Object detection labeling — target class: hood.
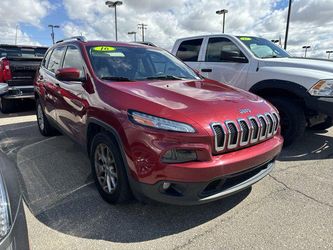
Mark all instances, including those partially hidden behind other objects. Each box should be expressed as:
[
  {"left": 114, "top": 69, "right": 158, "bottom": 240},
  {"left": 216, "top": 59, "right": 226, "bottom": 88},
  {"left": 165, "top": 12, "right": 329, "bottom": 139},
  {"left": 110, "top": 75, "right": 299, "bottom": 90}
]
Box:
[
  {"left": 108, "top": 79, "right": 276, "bottom": 131},
  {"left": 261, "top": 57, "right": 333, "bottom": 76}
]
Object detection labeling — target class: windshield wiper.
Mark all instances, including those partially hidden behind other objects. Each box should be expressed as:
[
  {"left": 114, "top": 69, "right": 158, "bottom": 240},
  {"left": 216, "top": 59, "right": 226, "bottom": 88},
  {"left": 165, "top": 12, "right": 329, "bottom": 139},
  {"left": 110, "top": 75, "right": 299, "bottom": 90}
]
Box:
[
  {"left": 143, "top": 75, "right": 185, "bottom": 80},
  {"left": 100, "top": 76, "right": 132, "bottom": 81}
]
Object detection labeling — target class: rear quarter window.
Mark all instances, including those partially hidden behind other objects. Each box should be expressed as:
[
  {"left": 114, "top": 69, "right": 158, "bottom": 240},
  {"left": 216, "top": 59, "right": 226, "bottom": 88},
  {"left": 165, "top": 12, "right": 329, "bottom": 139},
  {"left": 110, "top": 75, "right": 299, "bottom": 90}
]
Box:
[{"left": 176, "top": 39, "right": 203, "bottom": 62}]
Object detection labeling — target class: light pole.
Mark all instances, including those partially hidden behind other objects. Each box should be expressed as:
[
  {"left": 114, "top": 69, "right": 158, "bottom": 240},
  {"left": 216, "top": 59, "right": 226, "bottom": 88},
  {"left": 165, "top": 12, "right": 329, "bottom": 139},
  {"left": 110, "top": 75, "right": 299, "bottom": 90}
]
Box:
[
  {"left": 15, "top": 24, "right": 19, "bottom": 45},
  {"left": 48, "top": 24, "right": 60, "bottom": 44},
  {"left": 327, "top": 50, "right": 333, "bottom": 59},
  {"left": 216, "top": 9, "right": 228, "bottom": 33},
  {"left": 128, "top": 31, "right": 137, "bottom": 42},
  {"left": 284, "top": 0, "right": 292, "bottom": 49},
  {"left": 105, "top": 1, "right": 123, "bottom": 41},
  {"left": 302, "top": 46, "right": 310, "bottom": 58},
  {"left": 138, "top": 23, "right": 147, "bottom": 42}
]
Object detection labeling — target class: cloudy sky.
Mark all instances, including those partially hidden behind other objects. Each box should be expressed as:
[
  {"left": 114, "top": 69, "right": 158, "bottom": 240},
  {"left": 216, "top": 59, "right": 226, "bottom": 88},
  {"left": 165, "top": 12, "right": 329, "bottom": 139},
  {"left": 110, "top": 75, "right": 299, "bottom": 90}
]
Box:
[{"left": 1, "top": 0, "right": 332, "bottom": 58}]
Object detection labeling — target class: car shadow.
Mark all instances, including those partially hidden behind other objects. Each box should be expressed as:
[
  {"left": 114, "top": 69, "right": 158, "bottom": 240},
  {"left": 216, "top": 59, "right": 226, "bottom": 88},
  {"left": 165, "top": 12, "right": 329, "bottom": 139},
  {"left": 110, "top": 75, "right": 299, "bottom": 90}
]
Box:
[
  {"left": 16, "top": 135, "right": 250, "bottom": 243},
  {"left": 0, "top": 99, "right": 35, "bottom": 117},
  {"left": 278, "top": 129, "right": 333, "bottom": 162}
]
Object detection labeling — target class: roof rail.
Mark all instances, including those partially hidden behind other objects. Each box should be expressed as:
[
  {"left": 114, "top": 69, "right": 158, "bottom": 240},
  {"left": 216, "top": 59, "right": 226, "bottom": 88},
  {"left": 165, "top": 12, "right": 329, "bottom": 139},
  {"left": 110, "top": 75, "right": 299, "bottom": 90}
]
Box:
[{"left": 56, "top": 36, "right": 87, "bottom": 44}]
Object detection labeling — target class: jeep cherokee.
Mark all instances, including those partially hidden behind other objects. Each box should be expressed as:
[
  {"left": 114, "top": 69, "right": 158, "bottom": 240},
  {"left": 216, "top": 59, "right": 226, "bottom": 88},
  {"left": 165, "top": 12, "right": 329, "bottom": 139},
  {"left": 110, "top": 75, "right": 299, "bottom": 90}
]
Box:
[{"left": 34, "top": 36, "right": 283, "bottom": 205}]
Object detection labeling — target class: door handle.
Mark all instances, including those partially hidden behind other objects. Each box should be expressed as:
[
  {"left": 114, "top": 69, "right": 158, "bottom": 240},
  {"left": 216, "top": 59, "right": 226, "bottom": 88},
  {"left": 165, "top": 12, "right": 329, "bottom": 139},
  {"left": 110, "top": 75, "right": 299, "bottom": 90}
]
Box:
[{"left": 201, "top": 68, "right": 212, "bottom": 73}]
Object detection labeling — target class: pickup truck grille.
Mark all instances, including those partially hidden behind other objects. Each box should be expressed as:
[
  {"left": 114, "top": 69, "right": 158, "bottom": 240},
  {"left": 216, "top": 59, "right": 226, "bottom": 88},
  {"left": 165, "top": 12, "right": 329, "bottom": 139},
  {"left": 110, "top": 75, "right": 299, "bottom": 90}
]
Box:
[{"left": 211, "top": 112, "right": 279, "bottom": 153}]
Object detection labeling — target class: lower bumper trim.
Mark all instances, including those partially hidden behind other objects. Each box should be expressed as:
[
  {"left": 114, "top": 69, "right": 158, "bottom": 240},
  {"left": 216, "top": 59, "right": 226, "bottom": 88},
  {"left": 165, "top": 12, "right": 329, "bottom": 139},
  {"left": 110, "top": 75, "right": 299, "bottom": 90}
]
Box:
[{"left": 132, "top": 159, "right": 275, "bottom": 205}]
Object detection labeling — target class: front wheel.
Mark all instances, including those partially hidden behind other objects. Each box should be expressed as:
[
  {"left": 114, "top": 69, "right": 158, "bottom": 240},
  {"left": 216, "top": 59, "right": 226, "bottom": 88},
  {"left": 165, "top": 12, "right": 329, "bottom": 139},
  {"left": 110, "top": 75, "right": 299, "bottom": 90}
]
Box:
[
  {"left": 90, "top": 132, "right": 132, "bottom": 204},
  {"left": 266, "top": 97, "right": 306, "bottom": 146}
]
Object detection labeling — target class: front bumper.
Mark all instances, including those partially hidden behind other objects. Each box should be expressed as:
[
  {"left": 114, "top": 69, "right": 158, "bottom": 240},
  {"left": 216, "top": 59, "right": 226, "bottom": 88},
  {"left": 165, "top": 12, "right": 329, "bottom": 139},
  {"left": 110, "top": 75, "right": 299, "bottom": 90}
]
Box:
[
  {"left": 0, "top": 84, "right": 34, "bottom": 99},
  {"left": 133, "top": 159, "right": 275, "bottom": 205},
  {"left": 305, "top": 96, "right": 333, "bottom": 117}
]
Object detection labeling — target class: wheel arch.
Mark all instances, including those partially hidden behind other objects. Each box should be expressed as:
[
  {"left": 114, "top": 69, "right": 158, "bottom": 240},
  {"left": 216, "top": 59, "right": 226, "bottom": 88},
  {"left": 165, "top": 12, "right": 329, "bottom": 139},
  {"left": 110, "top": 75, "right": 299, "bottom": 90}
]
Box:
[{"left": 249, "top": 79, "right": 309, "bottom": 107}]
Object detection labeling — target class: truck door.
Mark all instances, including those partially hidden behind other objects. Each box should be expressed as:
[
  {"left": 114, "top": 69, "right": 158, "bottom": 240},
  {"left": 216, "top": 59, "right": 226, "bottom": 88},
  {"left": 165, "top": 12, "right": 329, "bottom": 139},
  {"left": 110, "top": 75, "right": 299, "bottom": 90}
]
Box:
[
  {"left": 199, "top": 37, "right": 250, "bottom": 88},
  {"left": 174, "top": 38, "right": 204, "bottom": 72}
]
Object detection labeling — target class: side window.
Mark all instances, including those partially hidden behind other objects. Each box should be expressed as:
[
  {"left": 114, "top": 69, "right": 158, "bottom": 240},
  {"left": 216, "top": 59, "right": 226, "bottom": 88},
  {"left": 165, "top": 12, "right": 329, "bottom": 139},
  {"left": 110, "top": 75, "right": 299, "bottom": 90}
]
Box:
[
  {"left": 42, "top": 49, "right": 52, "bottom": 68},
  {"left": 63, "top": 46, "right": 85, "bottom": 77},
  {"left": 47, "top": 46, "right": 66, "bottom": 73},
  {"left": 206, "top": 37, "right": 245, "bottom": 62},
  {"left": 176, "top": 39, "right": 203, "bottom": 62}
]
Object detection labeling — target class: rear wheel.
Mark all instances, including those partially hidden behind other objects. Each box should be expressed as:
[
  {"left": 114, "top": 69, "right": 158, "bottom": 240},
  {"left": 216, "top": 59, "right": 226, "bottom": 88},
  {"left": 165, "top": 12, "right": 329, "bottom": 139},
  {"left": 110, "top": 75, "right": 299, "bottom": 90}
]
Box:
[
  {"left": 36, "top": 99, "right": 57, "bottom": 136},
  {"left": 266, "top": 97, "right": 306, "bottom": 146},
  {"left": 0, "top": 97, "right": 14, "bottom": 114},
  {"left": 90, "top": 132, "right": 132, "bottom": 204}
]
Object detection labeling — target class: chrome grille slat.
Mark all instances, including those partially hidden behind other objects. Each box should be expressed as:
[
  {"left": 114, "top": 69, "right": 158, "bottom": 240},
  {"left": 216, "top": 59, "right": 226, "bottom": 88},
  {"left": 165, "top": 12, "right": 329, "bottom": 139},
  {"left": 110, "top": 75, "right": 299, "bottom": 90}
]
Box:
[
  {"left": 225, "top": 121, "right": 239, "bottom": 149},
  {"left": 211, "top": 112, "right": 279, "bottom": 153}
]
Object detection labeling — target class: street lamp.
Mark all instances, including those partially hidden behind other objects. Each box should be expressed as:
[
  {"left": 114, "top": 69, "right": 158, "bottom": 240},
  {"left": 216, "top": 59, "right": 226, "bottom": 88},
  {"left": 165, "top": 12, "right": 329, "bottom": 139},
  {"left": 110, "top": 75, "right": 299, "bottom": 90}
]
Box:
[
  {"left": 105, "top": 1, "right": 123, "bottom": 41},
  {"left": 284, "top": 0, "right": 292, "bottom": 49},
  {"left": 48, "top": 24, "right": 60, "bottom": 44},
  {"left": 128, "top": 31, "right": 137, "bottom": 42},
  {"left": 302, "top": 45, "right": 311, "bottom": 58},
  {"left": 326, "top": 51, "right": 333, "bottom": 59},
  {"left": 216, "top": 9, "right": 228, "bottom": 33}
]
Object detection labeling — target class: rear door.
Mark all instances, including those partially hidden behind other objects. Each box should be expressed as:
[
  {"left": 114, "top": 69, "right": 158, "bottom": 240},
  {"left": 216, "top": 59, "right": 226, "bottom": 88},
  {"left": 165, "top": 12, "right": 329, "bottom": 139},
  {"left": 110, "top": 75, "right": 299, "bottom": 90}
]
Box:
[
  {"left": 174, "top": 38, "right": 204, "bottom": 71},
  {"left": 55, "top": 45, "right": 88, "bottom": 145},
  {"left": 40, "top": 46, "right": 66, "bottom": 121},
  {"left": 199, "top": 37, "right": 250, "bottom": 88}
]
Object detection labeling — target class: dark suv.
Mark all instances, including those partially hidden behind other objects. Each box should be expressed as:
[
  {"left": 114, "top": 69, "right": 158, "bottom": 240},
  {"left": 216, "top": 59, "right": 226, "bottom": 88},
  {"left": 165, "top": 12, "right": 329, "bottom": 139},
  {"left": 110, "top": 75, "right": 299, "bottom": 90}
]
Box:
[{"left": 34, "top": 36, "right": 283, "bottom": 205}]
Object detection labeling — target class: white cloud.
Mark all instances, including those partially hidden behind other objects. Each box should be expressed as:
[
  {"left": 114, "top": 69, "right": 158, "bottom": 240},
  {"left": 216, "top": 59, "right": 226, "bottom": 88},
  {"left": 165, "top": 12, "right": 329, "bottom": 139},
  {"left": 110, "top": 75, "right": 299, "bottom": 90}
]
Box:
[{"left": 0, "top": 0, "right": 51, "bottom": 45}]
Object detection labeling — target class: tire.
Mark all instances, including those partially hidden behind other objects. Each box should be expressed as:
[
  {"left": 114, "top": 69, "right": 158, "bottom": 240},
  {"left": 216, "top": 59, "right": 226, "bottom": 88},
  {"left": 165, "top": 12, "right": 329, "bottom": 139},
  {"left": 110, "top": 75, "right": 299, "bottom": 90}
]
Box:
[
  {"left": 310, "top": 116, "right": 333, "bottom": 131},
  {"left": 36, "top": 99, "right": 57, "bottom": 136},
  {"left": 266, "top": 97, "right": 306, "bottom": 146},
  {"left": 90, "top": 132, "right": 132, "bottom": 204},
  {"left": 0, "top": 97, "right": 14, "bottom": 114}
]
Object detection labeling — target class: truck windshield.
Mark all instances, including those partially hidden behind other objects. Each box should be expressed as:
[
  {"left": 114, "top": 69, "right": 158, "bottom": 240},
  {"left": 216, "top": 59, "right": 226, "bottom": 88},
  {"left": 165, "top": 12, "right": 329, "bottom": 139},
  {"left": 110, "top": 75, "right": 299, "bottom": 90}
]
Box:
[
  {"left": 0, "top": 46, "right": 48, "bottom": 58},
  {"left": 237, "top": 36, "right": 290, "bottom": 59},
  {"left": 86, "top": 45, "right": 200, "bottom": 81}
]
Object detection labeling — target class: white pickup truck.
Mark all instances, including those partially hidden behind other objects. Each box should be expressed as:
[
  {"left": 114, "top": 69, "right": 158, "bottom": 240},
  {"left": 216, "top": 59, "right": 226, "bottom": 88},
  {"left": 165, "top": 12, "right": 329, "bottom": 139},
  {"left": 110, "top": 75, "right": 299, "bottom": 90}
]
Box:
[{"left": 171, "top": 35, "right": 333, "bottom": 145}]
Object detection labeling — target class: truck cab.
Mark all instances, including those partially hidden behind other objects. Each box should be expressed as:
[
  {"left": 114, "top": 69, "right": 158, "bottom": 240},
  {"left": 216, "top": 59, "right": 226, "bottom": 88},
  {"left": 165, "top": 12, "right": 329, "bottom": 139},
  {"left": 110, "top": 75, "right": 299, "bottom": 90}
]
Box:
[{"left": 171, "top": 35, "right": 333, "bottom": 145}]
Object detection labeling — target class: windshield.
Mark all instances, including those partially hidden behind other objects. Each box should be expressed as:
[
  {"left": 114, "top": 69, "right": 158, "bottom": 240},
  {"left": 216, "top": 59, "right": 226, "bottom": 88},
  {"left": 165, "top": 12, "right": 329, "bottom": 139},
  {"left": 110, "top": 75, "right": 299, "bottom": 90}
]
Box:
[
  {"left": 0, "top": 46, "right": 47, "bottom": 58},
  {"left": 86, "top": 45, "right": 200, "bottom": 81},
  {"left": 237, "top": 36, "right": 290, "bottom": 58}
]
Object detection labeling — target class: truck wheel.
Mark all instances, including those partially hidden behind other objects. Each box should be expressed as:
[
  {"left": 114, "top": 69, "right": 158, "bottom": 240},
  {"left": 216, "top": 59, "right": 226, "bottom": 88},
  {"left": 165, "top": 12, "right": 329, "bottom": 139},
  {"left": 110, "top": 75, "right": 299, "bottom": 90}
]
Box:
[
  {"left": 310, "top": 116, "right": 333, "bottom": 131},
  {"left": 267, "top": 97, "right": 306, "bottom": 146},
  {"left": 36, "top": 99, "right": 57, "bottom": 136},
  {"left": 90, "top": 132, "right": 132, "bottom": 204},
  {"left": 0, "top": 97, "right": 14, "bottom": 114}
]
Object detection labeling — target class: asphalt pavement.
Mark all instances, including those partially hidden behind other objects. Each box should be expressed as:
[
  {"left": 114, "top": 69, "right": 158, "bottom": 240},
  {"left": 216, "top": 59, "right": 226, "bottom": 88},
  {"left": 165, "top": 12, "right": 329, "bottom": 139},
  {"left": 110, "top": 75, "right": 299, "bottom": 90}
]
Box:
[{"left": 0, "top": 108, "right": 332, "bottom": 250}]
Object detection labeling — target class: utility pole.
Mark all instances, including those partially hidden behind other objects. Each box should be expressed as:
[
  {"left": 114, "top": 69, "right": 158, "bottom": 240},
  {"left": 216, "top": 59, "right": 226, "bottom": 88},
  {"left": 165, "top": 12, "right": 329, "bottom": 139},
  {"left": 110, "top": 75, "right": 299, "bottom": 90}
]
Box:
[
  {"left": 105, "top": 1, "right": 123, "bottom": 41},
  {"left": 48, "top": 24, "right": 60, "bottom": 44},
  {"left": 327, "top": 50, "right": 333, "bottom": 59},
  {"left": 302, "top": 45, "right": 310, "bottom": 58},
  {"left": 138, "top": 23, "right": 147, "bottom": 42},
  {"left": 128, "top": 31, "right": 137, "bottom": 41},
  {"left": 284, "top": 0, "right": 292, "bottom": 50},
  {"left": 15, "top": 24, "right": 18, "bottom": 45},
  {"left": 216, "top": 9, "right": 228, "bottom": 33}
]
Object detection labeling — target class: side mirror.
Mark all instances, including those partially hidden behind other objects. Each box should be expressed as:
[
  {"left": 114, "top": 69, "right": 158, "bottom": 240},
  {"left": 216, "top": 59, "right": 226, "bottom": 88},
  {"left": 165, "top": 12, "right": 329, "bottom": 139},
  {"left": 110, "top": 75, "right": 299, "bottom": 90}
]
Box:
[
  {"left": 55, "top": 68, "right": 84, "bottom": 82},
  {"left": 220, "top": 51, "right": 248, "bottom": 63}
]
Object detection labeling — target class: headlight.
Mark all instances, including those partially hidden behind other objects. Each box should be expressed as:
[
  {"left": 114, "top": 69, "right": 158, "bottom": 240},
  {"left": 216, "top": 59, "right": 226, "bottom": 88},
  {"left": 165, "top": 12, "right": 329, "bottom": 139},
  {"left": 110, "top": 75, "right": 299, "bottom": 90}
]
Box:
[
  {"left": 0, "top": 173, "right": 11, "bottom": 240},
  {"left": 308, "top": 80, "right": 333, "bottom": 96},
  {"left": 129, "top": 110, "right": 195, "bottom": 133}
]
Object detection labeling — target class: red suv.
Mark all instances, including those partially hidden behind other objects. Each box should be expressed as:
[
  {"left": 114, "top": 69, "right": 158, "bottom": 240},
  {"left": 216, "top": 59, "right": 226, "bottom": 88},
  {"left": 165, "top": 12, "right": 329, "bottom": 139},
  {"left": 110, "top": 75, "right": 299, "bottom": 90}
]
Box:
[{"left": 34, "top": 36, "right": 283, "bottom": 205}]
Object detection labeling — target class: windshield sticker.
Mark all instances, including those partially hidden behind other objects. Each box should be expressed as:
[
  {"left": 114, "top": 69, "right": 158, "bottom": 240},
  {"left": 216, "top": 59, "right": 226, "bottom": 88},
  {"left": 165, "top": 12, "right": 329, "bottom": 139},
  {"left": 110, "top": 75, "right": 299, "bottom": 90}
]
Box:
[
  {"left": 107, "top": 52, "right": 125, "bottom": 57},
  {"left": 239, "top": 37, "right": 252, "bottom": 41},
  {"left": 92, "top": 46, "right": 116, "bottom": 52}
]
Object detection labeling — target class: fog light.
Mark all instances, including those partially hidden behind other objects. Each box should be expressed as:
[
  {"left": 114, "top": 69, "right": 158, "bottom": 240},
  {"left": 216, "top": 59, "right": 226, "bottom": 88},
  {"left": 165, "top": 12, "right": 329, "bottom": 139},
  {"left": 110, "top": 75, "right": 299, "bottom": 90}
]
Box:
[
  {"left": 162, "top": 149, "right": 197, "bottom": 163},
  {"left": 162, "top": 182, "right": 171, "bottom": 190}
]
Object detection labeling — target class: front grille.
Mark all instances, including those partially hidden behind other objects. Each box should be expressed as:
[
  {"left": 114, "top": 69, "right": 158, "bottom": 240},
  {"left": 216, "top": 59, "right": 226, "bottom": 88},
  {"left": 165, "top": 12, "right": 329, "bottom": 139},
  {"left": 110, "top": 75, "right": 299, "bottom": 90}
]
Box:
[{"left": 211, "top": 112, "right": 279, "bottom": 153}]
